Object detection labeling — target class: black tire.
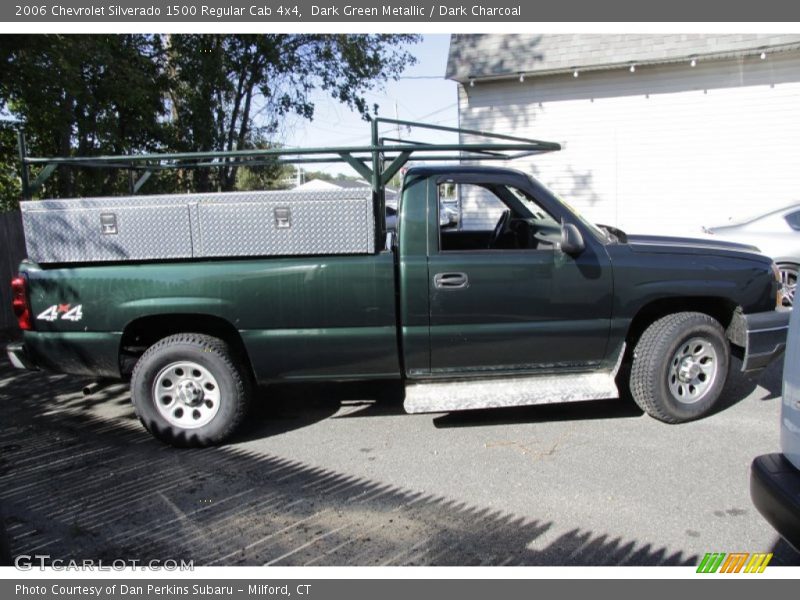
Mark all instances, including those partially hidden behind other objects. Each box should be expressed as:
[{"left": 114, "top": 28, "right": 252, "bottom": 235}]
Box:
[
  {"left": 629, "top": 312, "right": 730, "bottom": 423},
  {"left": 131, "top": 333, "right": 252, "bottom": 447}
]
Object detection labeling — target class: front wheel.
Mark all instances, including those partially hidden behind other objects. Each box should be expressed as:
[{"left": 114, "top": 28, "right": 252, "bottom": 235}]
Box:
[
  {"left": 131, "top": 333, "right": 252, "bottom": 447},
  {"left": 777, "top": 262, "right": 798, "bottom": 307},
  {"left": 629, "top": 312, "right": 730, "bottom": 423}
]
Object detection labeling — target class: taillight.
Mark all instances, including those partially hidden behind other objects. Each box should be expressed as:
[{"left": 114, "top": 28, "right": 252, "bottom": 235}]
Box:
[{"left": 11, "top": 275, "right": 32, "bottom": 331}]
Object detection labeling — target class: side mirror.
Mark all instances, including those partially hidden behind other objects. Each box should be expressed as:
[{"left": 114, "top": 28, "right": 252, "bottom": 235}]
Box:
[
  {"left": 439, "top": 206, "right": 459, "bottom": 228},
  {"left": 560, "top": 222, "right": 585, "bottom": 256}
]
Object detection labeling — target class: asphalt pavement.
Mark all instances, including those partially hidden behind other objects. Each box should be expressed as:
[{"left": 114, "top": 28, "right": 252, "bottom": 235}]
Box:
[{"left": 1, "top": 353, "right": 799, "bottom": 567}]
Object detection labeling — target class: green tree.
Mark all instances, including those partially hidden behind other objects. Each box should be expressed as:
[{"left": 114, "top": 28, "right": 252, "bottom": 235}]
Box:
[
  {"left": 164, "top": 34, "right": 419, "bottom": 192},
  {"left": 0, "top": 34, "right": 419, "bottom": 207},
  {"left": 0, "top": 35, "right": 168, "bottom": 204},
  {"left": 0, "top": 124, "right": 21, "bottom": 212}
]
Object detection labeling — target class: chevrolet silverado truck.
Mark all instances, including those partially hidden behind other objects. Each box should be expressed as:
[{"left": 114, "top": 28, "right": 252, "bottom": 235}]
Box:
[{"left": 5, "top": 119, "right": 791, "bottom": 446}]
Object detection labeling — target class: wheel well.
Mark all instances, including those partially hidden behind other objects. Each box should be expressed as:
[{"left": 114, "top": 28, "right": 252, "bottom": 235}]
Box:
[
  {"left": 119, "top": 314, "right": 253, "bottom": 380},
  {"left": 624, "top": 297, "right": 738, "bottom": 360}
]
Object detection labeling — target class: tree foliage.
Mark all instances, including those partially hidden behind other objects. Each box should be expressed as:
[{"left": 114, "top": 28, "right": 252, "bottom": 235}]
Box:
[
  {"left": 0, "top": 35, "right": 167, "bottom": 203},
  {"left": 0, "top": 33, "right": 419, "bottom": 209}
]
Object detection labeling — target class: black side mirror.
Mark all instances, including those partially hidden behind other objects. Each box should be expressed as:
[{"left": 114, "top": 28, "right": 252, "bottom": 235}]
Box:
[{"left": 560, "top": 222, "right": 585, "bottom": 256}]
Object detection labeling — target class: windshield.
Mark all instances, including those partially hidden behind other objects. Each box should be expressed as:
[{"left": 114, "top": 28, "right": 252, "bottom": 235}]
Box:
[
  {"left": 547, "top": 188, "right": 609, "bottom": 241},
  {"left": 507, "top": 186, "right": 560, "bottom": 226}
]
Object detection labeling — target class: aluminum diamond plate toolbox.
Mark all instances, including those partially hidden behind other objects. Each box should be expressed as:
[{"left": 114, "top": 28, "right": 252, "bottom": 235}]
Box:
[
  {"left": 197, "top": 193, "right": 374, "bottom": 257},
  {"left": 21, "top": 189, "right": 376, "bottom": 264}
]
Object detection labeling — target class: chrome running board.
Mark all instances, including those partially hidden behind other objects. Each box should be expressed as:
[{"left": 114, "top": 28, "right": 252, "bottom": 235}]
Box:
[{"left": 403, "top": 344, "right": 624, "bottom": 414}]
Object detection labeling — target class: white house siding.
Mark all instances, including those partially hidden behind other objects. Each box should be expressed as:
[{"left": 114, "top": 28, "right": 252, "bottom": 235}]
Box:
[
  {"left": 457, "top": 50, "right": 800, "bottom": 235},
  {"left": 456, "top": 185, "right": 507, "bottom": 230}
]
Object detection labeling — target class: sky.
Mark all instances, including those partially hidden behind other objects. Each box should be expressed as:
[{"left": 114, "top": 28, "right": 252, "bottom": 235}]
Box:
[{"left": 279, "top": 34, "right": 459, "bottom": 175}]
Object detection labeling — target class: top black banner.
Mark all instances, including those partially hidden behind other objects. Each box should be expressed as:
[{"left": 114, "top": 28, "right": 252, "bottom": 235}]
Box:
[{"left": 3, "top": 0, "right": 800, "bottom": 22}]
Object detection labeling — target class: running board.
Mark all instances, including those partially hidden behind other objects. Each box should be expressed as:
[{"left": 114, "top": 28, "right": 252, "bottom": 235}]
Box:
[
  {"left": 403, "top": 345, "right": 625, "bottom": 414},
  {"left": 403, "top": 371, "right": 620, "bottom": 414}
]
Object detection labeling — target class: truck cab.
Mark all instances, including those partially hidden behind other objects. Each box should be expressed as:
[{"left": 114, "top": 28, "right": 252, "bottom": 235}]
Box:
[{"left": 398, "top": 166, "right": 615, "bottom": 379}]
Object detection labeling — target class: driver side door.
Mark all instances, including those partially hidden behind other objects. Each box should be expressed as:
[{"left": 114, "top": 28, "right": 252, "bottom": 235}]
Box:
[{"left": 427, "top": 176, "right": 614, "bottom": 375}]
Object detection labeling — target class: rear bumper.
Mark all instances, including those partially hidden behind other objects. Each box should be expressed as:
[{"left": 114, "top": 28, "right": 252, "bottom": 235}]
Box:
[
  {"left": 5, "top": 332, "right": 121, "bottom": 378},
  {"left": 750, "top": 453, "right": 800, "bottom": 552},
  {"left": 6, "top": 342, "right": 37, "bottom": 371},
  {"left": 728, "top": 308, "right": 790, "bottom": 374}
]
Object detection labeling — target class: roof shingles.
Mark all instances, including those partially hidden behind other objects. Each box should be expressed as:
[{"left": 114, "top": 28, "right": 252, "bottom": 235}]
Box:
[{"left": 446, "top": 34, "right": 800, "bottom": 82}]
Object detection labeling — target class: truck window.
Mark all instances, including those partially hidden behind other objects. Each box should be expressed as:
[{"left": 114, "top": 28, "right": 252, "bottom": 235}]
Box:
[{"left": 437, "top": 182, "right": 561, "bottom": 252}]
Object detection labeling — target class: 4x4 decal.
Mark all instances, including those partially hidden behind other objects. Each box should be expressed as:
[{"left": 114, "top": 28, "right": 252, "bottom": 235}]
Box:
[{"left": 37, "top": 304, "right": 83, "bottom": 322}]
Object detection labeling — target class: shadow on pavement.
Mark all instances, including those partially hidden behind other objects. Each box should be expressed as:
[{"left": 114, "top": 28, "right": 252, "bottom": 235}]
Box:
[
  {"left": 0, "top": 363, "right": 713, "bottom": 567},
  {"left": 236, "top": 379, "right": 407, "bottom": 443},
  {"left": 430, "top": 354, "right": 785, "bottom": 429},
  {"left": 431, "top": 397, "right": 644, "bottom": 429},
  {"left": 711, "top": 356, "right": 783, "bottom": 416}
]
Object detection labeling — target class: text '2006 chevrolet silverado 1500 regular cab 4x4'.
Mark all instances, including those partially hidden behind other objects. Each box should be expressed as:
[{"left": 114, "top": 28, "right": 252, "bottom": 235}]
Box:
[{"left": 5, "top": 120, "right": 791, "bottom": 446}]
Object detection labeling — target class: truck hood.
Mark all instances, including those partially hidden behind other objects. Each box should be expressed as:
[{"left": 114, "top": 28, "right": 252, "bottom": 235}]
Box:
[{"left": 626, "top": 234, "right": 763, "bottom": 258}]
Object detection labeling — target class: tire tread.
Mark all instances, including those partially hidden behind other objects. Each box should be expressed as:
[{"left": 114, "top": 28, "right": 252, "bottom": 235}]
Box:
[
  {"left": 630, "top": 312, "right": 727, "bottom": 424},
  {"left": 131, "top": 333, "right": 251, "bottom": 446}
]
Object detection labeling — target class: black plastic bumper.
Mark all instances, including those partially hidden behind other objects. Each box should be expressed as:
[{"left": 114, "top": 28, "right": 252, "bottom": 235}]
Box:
[
  {"left": 5, "top": 342, "right": 37, "bottom": 371},
  {"left": 750, "top": 453, "right": 800, "bottom": 552},
  {"left": 728, "top": 308, "right": 790, "bottom": 374}
]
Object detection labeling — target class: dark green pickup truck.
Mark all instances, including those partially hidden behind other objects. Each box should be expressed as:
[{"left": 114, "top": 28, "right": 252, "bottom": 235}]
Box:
[{"left": 5, "top": 121, "right": 791, "bottom": 446}]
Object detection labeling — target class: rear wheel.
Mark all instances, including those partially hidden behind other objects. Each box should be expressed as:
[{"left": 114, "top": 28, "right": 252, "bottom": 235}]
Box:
[
  {"left": 131, "top": 333, "right": 251, "bottom": 447},
  {"left": 629, "top": 312, "right": 730, "bottom": 423}
]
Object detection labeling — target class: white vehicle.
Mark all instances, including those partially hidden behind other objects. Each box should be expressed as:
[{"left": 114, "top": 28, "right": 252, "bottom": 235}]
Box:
[
  {"left": 705, "top": 203, "right": 800, "bottom": 307},
  {"left": 751, "top": 306, "right": 800, "bottom": 551}
]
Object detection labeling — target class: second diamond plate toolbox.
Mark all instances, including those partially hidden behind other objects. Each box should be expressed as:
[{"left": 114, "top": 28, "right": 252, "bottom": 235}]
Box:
[{"left": 21, "top": 189, "right": 376, "bottom": 264}]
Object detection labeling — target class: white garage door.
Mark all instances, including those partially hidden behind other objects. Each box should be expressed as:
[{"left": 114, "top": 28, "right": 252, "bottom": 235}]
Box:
[{"left": 458, "top": 51, "right": 800, "bottom": 236}]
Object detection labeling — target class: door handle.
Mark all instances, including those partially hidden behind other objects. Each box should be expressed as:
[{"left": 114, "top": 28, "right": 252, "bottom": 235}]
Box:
[{"left": 434, "top": 272, "right": 469, "bottom": 289}]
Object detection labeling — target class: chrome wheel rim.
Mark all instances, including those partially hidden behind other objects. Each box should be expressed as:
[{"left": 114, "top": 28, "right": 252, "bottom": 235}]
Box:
[
  {"left": 779, "top": 265, "right": 797, "bottom": 307},
  {"left": 668, "top": 337, "right": 718, "bottom": 404},
  {"left": 153, "top": 361, "right": 221, "bottom": 429}
]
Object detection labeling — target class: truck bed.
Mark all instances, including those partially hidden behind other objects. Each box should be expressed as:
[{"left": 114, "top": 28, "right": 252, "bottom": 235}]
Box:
[{"left": 21, "top": 252, "right": 399, "bottom": 382}]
